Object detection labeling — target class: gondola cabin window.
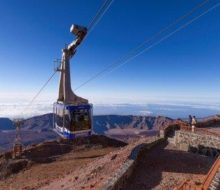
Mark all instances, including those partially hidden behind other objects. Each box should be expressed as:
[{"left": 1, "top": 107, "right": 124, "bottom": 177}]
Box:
[
  {"left": 55, "top": 107, "right": 64, "bottom": 127},
  {"left": 70, "top": 109, "right": 91, "bottom": 132}
]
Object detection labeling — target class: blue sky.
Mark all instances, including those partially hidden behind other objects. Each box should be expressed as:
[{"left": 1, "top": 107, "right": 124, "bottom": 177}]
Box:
[{"left": 0, "top": 0, "right": 220, "bottom": 117}]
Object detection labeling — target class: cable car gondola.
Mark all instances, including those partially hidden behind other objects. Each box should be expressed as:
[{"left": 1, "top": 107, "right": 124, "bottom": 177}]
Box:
[
  {"left": 54, "top": 103, "right": 93, "bottom": 139},
  {"left": 53, "top": 24, "right": 93, "bottom": 139}
]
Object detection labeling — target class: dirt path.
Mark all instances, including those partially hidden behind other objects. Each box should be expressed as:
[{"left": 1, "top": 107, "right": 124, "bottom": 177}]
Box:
[{"left": 121, "top": 142, "right": 215, "bottom": 190}]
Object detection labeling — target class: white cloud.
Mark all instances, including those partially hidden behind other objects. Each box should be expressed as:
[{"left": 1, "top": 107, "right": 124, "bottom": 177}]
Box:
[
  {"left": 0, "top": 93, "right": 220, "bottom": 119},
  {"left": 139, "top": 110, "right": 153, "bottom": 115},
  {"left": 0, "top": 103, "right": 53, "bottom": 118}
]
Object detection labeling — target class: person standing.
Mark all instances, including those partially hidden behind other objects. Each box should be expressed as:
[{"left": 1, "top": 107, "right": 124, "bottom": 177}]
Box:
[
  {"left": 188, "top": 115, "right": 192, "bottom": 128},
  {"left": 191, "top": 116, "right": 197, "bottom": 132}
]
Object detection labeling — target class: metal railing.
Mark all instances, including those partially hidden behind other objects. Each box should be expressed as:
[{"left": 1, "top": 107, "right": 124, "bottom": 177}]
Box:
[
  {"left": 174, "top": 156, "right": 220, "bottom": 190},
  {"left": 202, "top": 156, "right": 220, "bottom": 190}
]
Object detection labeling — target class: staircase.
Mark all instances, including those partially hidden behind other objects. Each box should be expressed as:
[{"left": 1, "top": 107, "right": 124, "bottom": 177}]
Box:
[
  {"left": 208, "top": 169, "right": 220, "bottom": 190},
  {"left": 203, "top": 156, "right": 220, "bottom": 190},
  {"left": 174, "top": 156, "right": 220, "bottom": 190}
]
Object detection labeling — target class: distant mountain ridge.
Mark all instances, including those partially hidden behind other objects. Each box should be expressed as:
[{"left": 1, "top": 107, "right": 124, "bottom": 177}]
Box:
[
  {"left": 0, "top": 113, "right": 174, "bottom": 152},
  {"left": 22, "top": 113, "right": 54, "bottom": 131},
  {"left": 200, "top": 115, "right": 220, "bottom": 122},
  {"left": 1, "top": 113, "right": 220, "bottom": 153},
  {"left": 1, "top": 113, "right": 219, "bottom": 153},
  {"left": 0, "top": 118, "right": 15, "bottom": 130},
  {"left": 93, "top": 115, "right": 173, "bottom": 134},
  {"left": 0, "top": 114, "right": 173, "bottom": 133}
]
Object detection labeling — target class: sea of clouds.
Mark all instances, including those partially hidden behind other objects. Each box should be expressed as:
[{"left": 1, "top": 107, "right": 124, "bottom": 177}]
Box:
[
  {"left": 0, "top": 100, "right": 220, "bottom": 119},
  {"left": 0, "top": 92, "right": 219, "bottom": 119}
]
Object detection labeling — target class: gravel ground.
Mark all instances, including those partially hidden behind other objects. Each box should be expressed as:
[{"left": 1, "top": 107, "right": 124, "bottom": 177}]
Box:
[
  {"left": 40, "top": 137, "right": 156, "bottom": 190},
  {"left": 0, "top": 145, "right": 120, "bottom": 190},
  {"left": 121, "top": 142, "right": 215, "bottom": 190}
]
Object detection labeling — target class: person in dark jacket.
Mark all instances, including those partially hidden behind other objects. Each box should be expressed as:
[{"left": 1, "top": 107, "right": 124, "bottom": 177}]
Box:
[{"left": 188, "top": 115, "right": 192, "bottom": 127}]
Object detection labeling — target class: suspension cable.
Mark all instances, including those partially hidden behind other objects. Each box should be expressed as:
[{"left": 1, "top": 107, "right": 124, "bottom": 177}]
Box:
[
  {"left": 106, "top": 1, "right": 220, "bottom": 76},
  {"left": 25, "top": 71, "right": 57, "bottom": 110},
  {"left": 74, "top": 0, "right": 219, "bottom": 91},
  {"left": 88, "top": 0, "right": 114, "bottom": 32}
]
